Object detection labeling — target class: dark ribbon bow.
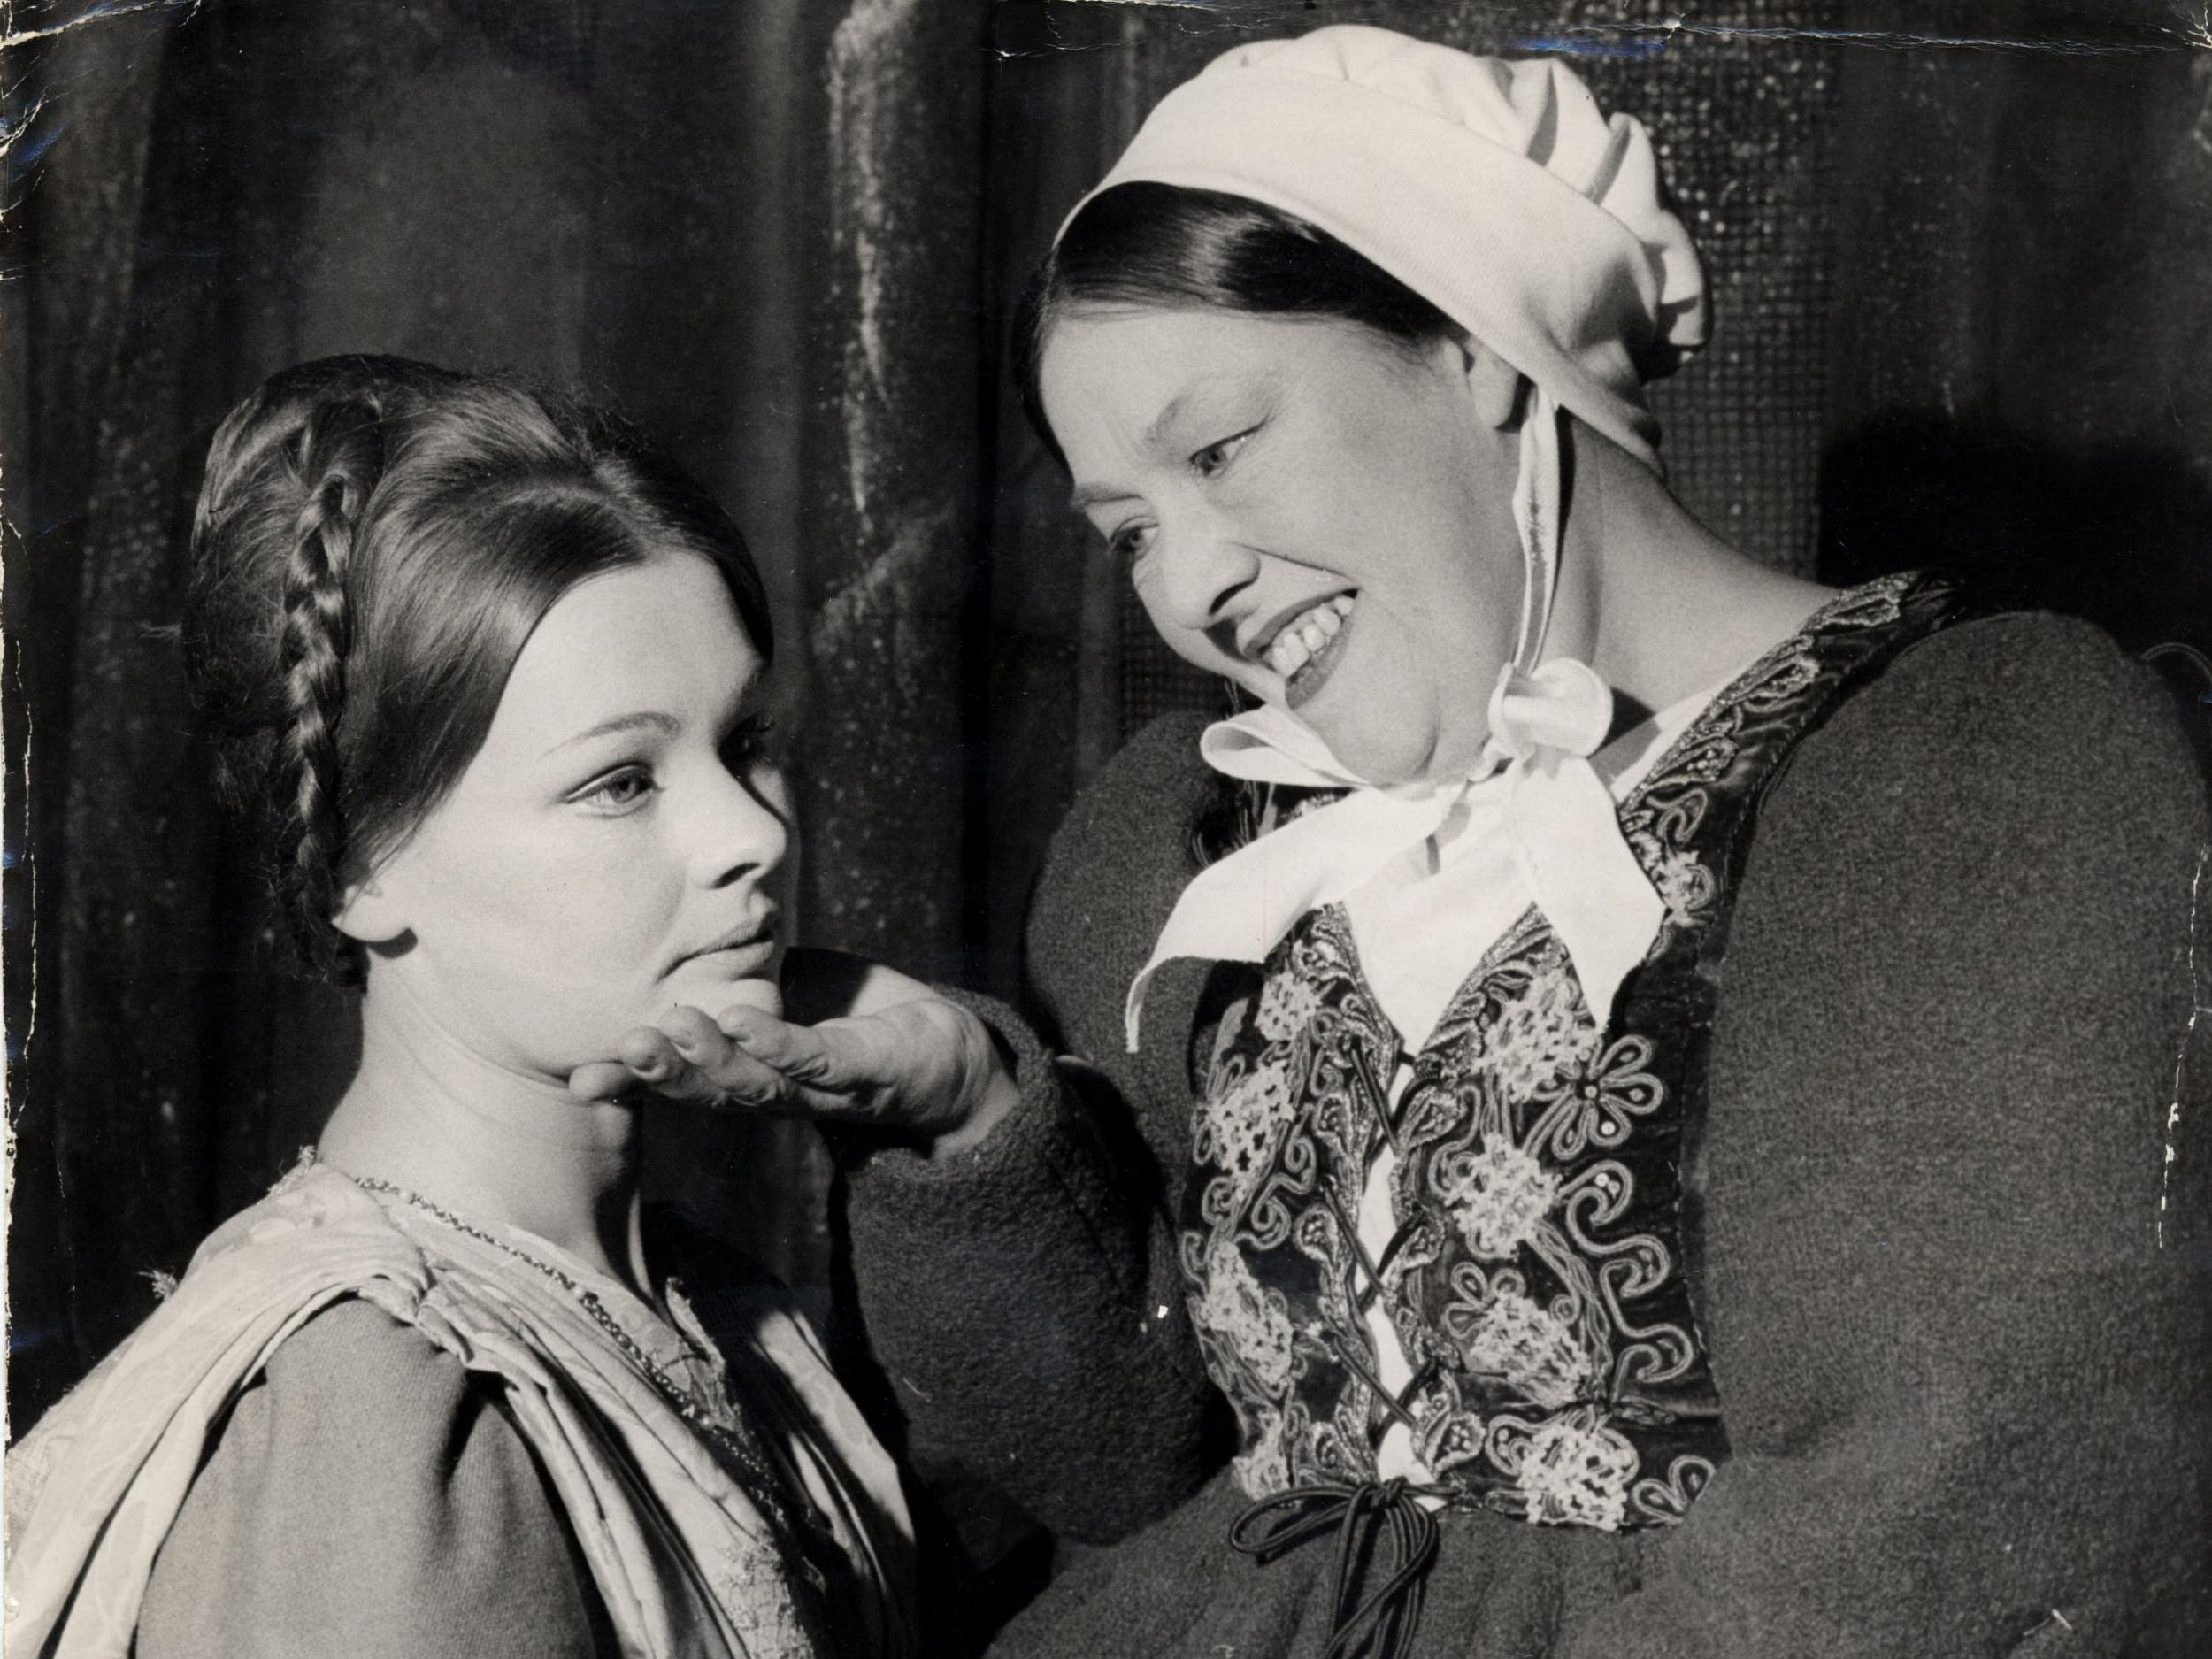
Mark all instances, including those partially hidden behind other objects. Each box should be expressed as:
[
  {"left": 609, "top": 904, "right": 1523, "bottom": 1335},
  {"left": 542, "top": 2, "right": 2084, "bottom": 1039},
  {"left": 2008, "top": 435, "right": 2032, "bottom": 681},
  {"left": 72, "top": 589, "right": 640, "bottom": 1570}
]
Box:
[{"left": 1227, "top": 1479, "right": 1443, "bottom": 1659}]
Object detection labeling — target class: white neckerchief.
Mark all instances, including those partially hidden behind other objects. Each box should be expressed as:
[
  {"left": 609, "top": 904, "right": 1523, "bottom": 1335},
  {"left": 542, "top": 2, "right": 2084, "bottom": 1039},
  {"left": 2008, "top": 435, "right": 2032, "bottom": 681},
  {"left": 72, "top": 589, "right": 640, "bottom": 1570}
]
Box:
[
  {"left": 1125, "top": 388, "right": 1667, "bottom": 1050},
  {"left": 1345, "top": 673, "right": 1721, "bottom": 1052}
]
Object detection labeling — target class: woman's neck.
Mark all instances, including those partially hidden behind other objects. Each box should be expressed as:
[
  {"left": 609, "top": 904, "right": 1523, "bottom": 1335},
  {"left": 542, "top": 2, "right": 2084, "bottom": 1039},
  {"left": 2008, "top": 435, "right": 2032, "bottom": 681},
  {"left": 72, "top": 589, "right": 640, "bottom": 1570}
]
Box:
[
  {"left": 1547, "top": 428, "right": 1834, "bottom": 715},
  {"left": 319, "top": 974, "right": 650, "bottom": 1295}
]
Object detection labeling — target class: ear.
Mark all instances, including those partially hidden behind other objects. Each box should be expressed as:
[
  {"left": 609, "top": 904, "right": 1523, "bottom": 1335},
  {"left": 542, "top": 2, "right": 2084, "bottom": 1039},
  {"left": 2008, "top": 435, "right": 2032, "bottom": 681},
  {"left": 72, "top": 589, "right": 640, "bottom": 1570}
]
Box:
[
  {"left": 1453, "top": 335, "right": 1526, "bottom": 432},
  {"left": 331, "top": 861, "right": 410, "bottom": 945}
]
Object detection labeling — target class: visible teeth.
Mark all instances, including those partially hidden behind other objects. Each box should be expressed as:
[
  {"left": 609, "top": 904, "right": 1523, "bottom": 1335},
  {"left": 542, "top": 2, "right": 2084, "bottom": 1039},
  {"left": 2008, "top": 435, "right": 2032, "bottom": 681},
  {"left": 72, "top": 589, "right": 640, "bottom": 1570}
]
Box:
[{"left": 1263, "top": 595, "right": 1352, "bottom": 679}]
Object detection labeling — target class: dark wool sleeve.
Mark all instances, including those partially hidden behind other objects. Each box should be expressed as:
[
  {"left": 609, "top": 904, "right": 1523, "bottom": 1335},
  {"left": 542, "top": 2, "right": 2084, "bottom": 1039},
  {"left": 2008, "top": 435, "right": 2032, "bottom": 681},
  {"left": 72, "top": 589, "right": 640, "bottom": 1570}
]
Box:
[
  {"left": 839, "top": 713, "right": 1228, "bottom": 1544},
  {"left": 136, "top": 1299, "right": 614, "bottom": 1659},
  {"left": 1561, "top": 613, "right": 2212, "bottom": 1658}
]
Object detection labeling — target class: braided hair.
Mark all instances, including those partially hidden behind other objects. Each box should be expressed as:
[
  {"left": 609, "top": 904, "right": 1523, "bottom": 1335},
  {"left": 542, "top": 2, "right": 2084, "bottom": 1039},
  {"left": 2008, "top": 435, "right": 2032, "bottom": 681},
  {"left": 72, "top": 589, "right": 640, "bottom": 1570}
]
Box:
[
  {"left": 183, "top": 356, "right": 771, "bottom": 984},
  {"left": 275, "top": 394, "right": 383, "bottom": 974}
]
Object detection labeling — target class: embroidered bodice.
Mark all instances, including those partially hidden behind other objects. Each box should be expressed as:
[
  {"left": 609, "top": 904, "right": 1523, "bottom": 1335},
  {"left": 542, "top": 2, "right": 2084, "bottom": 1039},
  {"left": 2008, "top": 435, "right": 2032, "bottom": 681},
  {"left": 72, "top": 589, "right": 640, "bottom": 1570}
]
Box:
[{"left": 1177, "top": 573, "right": 1969, "bottom": 1532}]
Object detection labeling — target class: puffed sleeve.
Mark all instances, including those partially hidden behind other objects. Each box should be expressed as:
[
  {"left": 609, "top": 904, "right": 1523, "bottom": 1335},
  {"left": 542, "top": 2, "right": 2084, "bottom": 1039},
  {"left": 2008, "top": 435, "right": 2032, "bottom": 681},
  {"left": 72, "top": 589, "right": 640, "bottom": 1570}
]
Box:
[
  {"left": 135, "top": 1298, "right": 615, "bottom": 1659},
  {"left": 836, "top": 713, "right": 1228, "bottom": 1544},
  {"left": 1558, "top": 613, "right": 2212, "bottom": 1657}
]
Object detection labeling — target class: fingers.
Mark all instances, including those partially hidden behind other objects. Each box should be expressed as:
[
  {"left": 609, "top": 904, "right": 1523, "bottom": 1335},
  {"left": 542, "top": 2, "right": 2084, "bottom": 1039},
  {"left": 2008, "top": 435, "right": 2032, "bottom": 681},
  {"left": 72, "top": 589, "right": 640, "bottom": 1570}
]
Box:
[
  {"left": 567, "top": 1025, "right": 693, "bottom": 1102},
  {"left": 572, "top": 1009, "right": 807, "bottom": 1112},
  {"left": 718, "top": 1004, "right": 909, "bottom": 1100},
  {"left": 722, "top": 1002, "right": 988, "bottom": 1137},
  {"left": 713, "top": 1003, "right": 820, "bottom": 1074},
  {"left": 656, "top": 1006, "right": 815, "bottom": 1110},
  {"left": 569, "top": 995, "right": 991, "bottom": 1138},
  {"left": 657, "top": 1004, "right": 726, "bottom": 1065}
]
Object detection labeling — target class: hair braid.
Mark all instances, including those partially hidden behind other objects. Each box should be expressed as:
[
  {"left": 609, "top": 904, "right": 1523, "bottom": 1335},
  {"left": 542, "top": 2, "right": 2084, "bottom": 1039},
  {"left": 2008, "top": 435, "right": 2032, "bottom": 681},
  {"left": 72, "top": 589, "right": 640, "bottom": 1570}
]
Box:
[
  {"left": 273, "top": 401, "right": 384, "bottom": 980},
  {"left": 183, "top": 353, "right": 770, "bottom": 988}
]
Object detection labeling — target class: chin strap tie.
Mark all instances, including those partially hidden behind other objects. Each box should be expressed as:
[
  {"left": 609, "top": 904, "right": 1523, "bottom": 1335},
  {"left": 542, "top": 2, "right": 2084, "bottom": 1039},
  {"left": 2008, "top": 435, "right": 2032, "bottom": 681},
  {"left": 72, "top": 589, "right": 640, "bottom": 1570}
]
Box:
[{"left": 1124, "top": 391, "right": 1664, "bottom": 1050}]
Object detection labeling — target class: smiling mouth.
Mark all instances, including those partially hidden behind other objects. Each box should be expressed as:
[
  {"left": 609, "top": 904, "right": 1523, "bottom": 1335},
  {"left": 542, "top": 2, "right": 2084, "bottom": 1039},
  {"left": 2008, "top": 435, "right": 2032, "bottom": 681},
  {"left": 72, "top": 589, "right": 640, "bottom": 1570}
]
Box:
[{"left": 1256, "top": 594, "right": 1355, "bottom": 708}]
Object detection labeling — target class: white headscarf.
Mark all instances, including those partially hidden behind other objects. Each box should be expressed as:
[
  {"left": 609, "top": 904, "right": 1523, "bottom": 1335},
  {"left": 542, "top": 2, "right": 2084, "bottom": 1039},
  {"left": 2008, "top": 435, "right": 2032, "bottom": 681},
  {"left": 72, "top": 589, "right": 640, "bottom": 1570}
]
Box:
[
  {"left": 1064, "top": 24, "right": 1707, "bottom": 468},
  {"left": 1069, "top": 27, "right": 1709, "bottom": 1048}
]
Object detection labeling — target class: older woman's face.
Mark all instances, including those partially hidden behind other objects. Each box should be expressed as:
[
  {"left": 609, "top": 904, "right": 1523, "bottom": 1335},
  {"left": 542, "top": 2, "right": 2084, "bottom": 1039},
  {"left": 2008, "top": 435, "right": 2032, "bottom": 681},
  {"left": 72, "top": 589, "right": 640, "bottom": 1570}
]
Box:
[{"left": 1041, "top": 307, "right": 1522, "bottom": 785}]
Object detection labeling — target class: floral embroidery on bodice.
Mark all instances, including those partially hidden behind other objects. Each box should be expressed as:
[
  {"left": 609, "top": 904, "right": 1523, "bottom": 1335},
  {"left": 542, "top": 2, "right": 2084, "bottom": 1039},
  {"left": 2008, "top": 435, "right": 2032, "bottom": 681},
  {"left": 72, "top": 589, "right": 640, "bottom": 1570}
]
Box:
[{"left": 1178, "top": 573, "right": 1970, "bottom": 1532}]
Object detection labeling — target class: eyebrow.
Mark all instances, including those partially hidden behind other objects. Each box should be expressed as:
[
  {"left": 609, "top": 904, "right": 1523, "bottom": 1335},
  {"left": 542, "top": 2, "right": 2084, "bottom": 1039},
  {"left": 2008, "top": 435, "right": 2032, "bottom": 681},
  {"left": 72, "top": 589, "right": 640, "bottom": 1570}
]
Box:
[
  {"left": 1068, "top": 479, "right": 1132, "bottom": 513},
  {"left": 542, "top": 710, "right": 680, "bottom": 756},
  {"left": 1067, "top": 383, "right": 1214, "bottom": 512}
]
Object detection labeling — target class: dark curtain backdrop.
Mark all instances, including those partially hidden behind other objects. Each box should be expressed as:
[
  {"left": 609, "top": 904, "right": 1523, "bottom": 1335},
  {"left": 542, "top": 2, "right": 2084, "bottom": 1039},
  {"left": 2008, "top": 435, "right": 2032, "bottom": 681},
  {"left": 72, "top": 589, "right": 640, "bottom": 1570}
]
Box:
[{"left": 7, "top": 0, "right": 2209, "bottom": 1433}]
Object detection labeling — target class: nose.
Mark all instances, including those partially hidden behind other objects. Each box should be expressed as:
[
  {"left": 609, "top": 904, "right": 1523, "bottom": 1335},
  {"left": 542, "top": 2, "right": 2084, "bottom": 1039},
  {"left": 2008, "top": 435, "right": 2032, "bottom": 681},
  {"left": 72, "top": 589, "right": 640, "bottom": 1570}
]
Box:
[
  {"left": 1148, "top": 506, "right": 1261, "bottom": 633},
  {"left": 685, "top": 757, "right": 791, "bottom": 891}
]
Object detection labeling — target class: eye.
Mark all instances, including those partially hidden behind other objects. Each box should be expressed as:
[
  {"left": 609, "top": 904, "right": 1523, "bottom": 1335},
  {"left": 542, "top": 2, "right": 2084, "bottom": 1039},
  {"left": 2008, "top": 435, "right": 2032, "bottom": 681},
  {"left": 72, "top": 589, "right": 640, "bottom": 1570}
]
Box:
[
  {"left": 1191, "top": 426, "right": 1256, "bottom": 480},
  {"left": 1107, "top": 520, "right": 1157, "bottom": 564},
  {"left": 573, "top": 764, "right": 657, "bottom": 816},
  {"left": 720, "top": 712, "right": 779, "bottom": 772}
]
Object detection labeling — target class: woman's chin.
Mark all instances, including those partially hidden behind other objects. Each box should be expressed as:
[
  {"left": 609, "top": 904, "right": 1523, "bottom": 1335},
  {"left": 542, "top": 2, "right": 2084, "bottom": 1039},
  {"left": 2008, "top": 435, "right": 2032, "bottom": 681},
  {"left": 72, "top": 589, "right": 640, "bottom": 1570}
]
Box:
[
  {"left": 664, "top": 941, "right": 788, "bottom": 1020},
  {"left": 657, "top": 970, "right": 785, "bottom": 1023},
  {"left": 1301, "top": 718, "right": 1427, "bottom": 787},
  {"left": 711, "top": 975, "right": 785, "bottom": 1020}
]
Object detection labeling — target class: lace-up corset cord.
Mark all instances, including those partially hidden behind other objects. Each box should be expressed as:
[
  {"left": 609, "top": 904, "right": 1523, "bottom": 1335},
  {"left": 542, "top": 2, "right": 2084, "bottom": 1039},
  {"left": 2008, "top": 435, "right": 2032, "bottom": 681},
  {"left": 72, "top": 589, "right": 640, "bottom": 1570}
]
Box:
[{"left": 1171, "top": 577, "right": 1980, "bottom": 1655}]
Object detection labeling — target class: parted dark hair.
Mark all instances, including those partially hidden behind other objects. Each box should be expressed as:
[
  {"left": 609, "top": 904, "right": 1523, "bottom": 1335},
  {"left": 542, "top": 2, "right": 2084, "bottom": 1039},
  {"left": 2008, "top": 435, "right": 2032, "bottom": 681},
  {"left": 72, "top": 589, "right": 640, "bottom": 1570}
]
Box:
[
  {"left": 1013, "top": 182, "right": 1455, "bottom": 455},
  {"left": 184, "top": 354, "right": 772, "bottom": 985}
]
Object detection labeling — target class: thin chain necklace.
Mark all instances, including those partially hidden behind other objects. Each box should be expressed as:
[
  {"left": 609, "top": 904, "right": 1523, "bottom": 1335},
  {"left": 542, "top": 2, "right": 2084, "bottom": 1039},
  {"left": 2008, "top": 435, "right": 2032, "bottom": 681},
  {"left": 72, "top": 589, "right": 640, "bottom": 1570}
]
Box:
[{"left": 342, "top": 1169, "right": 828, "bottom": 1576}]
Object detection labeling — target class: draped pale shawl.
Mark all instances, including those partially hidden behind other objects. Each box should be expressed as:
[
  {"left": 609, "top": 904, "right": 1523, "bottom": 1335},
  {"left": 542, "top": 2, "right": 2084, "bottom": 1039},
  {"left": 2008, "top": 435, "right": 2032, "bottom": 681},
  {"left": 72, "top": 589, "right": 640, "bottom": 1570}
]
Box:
[{"left": 5, "top": 1161, "right": 913, "bottom": 1659}]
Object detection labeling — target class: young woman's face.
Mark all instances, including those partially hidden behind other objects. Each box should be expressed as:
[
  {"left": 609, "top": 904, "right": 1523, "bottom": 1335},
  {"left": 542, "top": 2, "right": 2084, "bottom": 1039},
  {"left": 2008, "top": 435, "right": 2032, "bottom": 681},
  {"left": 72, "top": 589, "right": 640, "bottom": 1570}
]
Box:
[
  {"left": 355, "top": 553, "right": 788, "bottom": 1076},
  {"left": 1040, "top": 307, "right": 1523, "bottom": 784}
]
